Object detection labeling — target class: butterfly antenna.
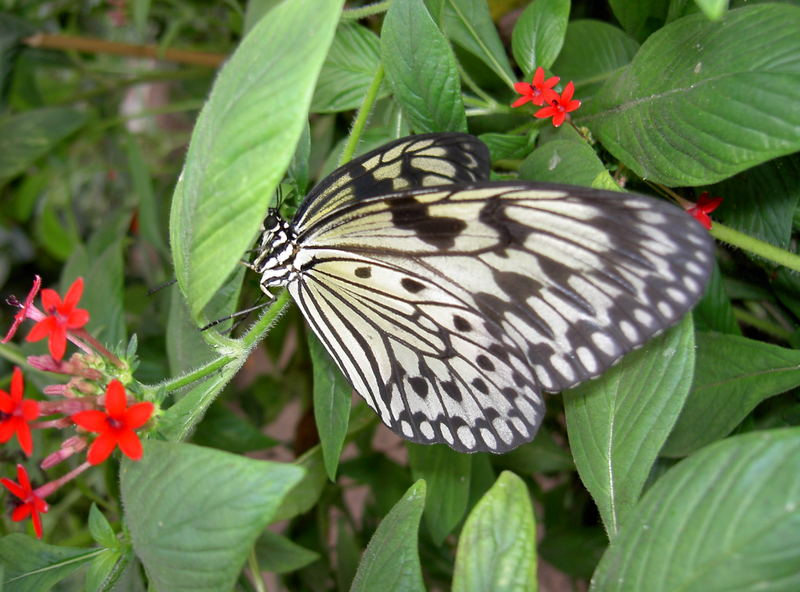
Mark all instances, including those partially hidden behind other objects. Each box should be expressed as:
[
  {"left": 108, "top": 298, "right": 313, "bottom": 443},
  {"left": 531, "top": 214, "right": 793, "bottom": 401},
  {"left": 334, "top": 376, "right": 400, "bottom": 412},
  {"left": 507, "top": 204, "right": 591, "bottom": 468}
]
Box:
[
  {"left": 147, "top": 278, "right": 177, "bottom": 296},
  {"left": 200, "top": 298, "right": 271, "bottom": 332}
]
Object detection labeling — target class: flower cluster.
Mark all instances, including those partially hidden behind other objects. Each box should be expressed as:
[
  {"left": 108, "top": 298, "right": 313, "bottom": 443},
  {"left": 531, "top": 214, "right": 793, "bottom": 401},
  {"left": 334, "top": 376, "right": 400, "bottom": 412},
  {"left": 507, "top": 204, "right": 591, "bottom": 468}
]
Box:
[
  {"left": 511, "top": 66, "right": 581, "bottom": 127},
  {"left": 1, "top": 276, "right": 155, "bottom": 538}
]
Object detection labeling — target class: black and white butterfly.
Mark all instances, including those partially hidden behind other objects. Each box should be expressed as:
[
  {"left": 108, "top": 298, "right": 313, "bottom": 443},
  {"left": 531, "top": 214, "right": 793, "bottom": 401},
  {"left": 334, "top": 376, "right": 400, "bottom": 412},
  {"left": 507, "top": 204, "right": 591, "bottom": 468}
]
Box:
[{"left": 248, "top": 133, "right": 714, "bottom": 453}]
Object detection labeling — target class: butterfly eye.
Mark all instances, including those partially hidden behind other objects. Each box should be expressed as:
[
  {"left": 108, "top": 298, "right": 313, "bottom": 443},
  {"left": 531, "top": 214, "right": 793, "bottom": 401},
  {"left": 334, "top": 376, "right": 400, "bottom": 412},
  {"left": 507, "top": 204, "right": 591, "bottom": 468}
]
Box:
[{"left": 263, "top": 212, "right": 279, "bottom": 229}]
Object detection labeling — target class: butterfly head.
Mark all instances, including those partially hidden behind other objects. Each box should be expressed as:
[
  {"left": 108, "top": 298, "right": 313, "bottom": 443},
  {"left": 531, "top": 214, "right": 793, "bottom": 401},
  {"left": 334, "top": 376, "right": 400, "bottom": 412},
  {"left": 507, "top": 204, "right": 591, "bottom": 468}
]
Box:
[{"left": 250, "top": 208, "right": 297, "bottom": 292}]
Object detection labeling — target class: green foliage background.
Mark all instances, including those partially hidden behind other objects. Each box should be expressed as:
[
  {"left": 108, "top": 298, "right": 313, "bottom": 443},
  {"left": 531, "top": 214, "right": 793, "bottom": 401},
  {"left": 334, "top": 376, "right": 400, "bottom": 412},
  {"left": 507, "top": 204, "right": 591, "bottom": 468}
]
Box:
[{"left": 1, "top": 0, "right": 799, "bottom": 590}]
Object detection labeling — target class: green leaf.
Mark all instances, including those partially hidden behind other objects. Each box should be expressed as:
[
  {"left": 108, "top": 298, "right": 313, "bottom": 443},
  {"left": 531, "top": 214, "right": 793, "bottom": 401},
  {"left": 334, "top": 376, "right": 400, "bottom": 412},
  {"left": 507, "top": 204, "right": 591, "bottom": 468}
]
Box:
[
  {"left": 254, "top": 531, "right": 319, "bottom": 574},
  {"left": 0, "top": 14, "right": 36, "bottom": 104},
  {"left": 350, "top": 480, "right": 427, "bottom": 592},
  {"left": 551, "top": 20, "right": 639, "bottom": 103},
  {"left": 0, "top": 107, "right": 88, "bottom": 185},
  {"left": 440, "top": 0, "right": 516, "bottom": 87},
  {"left": 407, "top": 443, "right": 471, "bottom": 544},
  {"left": 381, "top": 0, "right": 467, "bottom": 133},
  {"left": 84, "top": 548, "right": 126, "bottom": 592},
  {"left": 693, "top": 0, "right": 727, "bottom": 21},
  {"left": 582, "top": 4, "right": 800, "bottom": 186},
  {"left": 711, "top": 154, "right": 800, "bottom": 252},
  {"left": 564, "top": 316, "right": 695, "bottom": 537},
  {"left": 169, "top": 0, "right": 343, "bottom": 318},
  {"left": 88, "top": 504, "right": 117, "bottom": 549},
  {"left": 0, "top": 534, "right": 96, "bottom": 591},
  {"left": 692, "top": 262, "right": 741, "bottom": 335},
  {"left": 312, "top": 23, "right": 388, "bottom": 113},
  {"left": 608, "top": 0, "right": 670, "bottom": 42},
  {"left": 511, "top": 0, "right": 570, "bottom": 75},
  {"left": 477, "top": 132, "right": 534, "bottom": 161},
  {"left": 272, "top": 446, "right": 329, "bottom": 522},
  {"left": 191, "top": 400, "right": 277, "bottom": 453},
  {"left": 662, "top": 333, "right": 800, "bottom": 457},
  {"left": 592, "top": 428, "right": 800, "bottom": 591},
  {"left": 452, "top": 471, "right": 537, "bottom": 592},
  {"left": 309, "top": 332, "right": 351, "bottom": 481},
  {"left": 519, "top": 138, "right": 615, "bottom": 188},
  {"left": 120, "top": 441, "right": 304, "bottom": 592}
]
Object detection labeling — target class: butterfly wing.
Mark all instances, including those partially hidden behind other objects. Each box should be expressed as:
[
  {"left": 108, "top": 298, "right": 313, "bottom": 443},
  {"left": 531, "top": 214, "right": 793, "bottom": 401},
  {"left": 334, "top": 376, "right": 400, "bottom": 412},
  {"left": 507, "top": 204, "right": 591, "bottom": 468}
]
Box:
[
  {"left": 288, "top": 183, "right": 713, "bottom": 453},
  {"left": 292, "top": 133, "right": 491, "bottom": 232}
]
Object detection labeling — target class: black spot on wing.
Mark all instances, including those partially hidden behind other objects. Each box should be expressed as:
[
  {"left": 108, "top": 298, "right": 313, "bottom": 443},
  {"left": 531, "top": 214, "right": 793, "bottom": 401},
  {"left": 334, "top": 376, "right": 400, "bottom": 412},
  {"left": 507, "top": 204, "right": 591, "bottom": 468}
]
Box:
[
  {"left": 355, "top": 266, "right": 371, "bottom": 278},
  {"left": 401, "top": 277, "right": 426, "bottom": 293},
  {"left": 386, "top": 195, "right": 467, "bottom": 250}
]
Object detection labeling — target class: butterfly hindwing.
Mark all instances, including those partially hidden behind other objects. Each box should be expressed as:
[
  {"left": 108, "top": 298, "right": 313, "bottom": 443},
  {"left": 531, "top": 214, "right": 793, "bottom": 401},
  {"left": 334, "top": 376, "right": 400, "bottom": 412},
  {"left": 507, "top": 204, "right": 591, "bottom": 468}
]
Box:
[{"left": 286, "top": 182, "right": 713, "bottom": 452}]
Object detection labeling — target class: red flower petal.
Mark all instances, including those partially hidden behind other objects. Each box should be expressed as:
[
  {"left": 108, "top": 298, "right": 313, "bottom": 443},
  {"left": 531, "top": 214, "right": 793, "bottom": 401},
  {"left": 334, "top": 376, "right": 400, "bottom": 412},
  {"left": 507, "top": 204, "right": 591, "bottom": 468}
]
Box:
[
  {"left": 26, "top": 317, "right": 57, "bottom": 343},
  {"left": 21, "top": 399, "right": 39, "bottom": 421},
  {"left": 16, "top": 421, "right": 33, "bottom": 456},
  {"left": 16, "top": 464, "right": 30, "bottom": 490},
  {"left": 72, "top": 410, "right": 109, "bottom": 432},
  {"left": 87, "top": 431, "right": 118, "bottom": 465},
  {"left": 47, "top": 326, "right": 67, "bottom": 361},
  {"left": 104, "top": 380, "right": 127, "bottom": 416},
  {"left": 66, "top": 309, "right": 90, "bottom": 329},
  {"left": 0, "top": 419, "right": 14, "bottom": 441},
  {"left": 30, "top": 507, "right": 43, "bottom": 538},
  {"left": 62, "top": 278, "right": 84, "bottom": 311},
  {"left": 39, "top": 289, "right": 62, "bottom": 314},
  {"left": 511, "top": 95, "right": 532, "bottom": 108},
  {"left": 124, "top": 402, "right": 154, "bottom": 429},
  {"left": 0, "top": 391, "right": 12, "bottom": 413},
  {"left": 1, "top": 477, "right": 26, "bottom": 499},
  {"left": 11, "top": 504, "right": 31, "bottom": 521},
  {"left": 11, "top": 367, "right": 23, "bottom": 401},
  {"left": 513, "top": 81, "right": 532, "bottom": 94},
  {"left": 117, "top": 429, "right": 143, "bottom": 460}
]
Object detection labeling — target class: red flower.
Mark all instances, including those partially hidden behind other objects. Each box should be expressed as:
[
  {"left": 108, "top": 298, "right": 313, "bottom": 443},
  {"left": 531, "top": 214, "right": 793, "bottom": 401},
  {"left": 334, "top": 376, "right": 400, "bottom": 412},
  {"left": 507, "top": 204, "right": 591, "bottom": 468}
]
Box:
[
  {"left": 685, "top": 191, "right": 723, "bottom": 230},
  {"left": 512, "top": 67, "right": 560, "bottom": 108},
  {"left": 534, "top": 81, "right": 582, "bottom": 127},
  {"left": 0, "top": 368, "right": 39, "bottom": 456},
  {"left": 26, "top": 278, "right": 90, "bottom": 361},
  {"left": 71, "top": 380, "right": 154, "bottom": 465},
  {"left": 2, "top": 276, "right": 41, "bottom": 343},
  {"left": 1, "top": 464, "right": 48, "bottom": 538}
]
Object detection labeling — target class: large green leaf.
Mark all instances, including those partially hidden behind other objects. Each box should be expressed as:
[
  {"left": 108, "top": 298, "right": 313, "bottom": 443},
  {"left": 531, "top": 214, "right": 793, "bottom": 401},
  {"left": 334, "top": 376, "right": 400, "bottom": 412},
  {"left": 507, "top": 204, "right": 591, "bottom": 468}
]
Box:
[
  {"left": 519, "top": 137, "right": 616, "bottom": 189},
  {"left": 381, "top": 0, "right": 467, "bottom": 133},
  {"left": 0, "top": 107, "right": 88, "bottom": 185},
  {"left": 662, "top": 332, "right": 800, "bottom": 457},
  {"left": 581, "top": 4, "right": 800, "bottom": 186},
  {"left": 511, "top": 0, "right": 570, "bottom": 75},
  {"left": 312, "top": 23, "right": 388, "bottom": 113},
  {"left": 440, "top": 0, "right": 516, "bottom": 87},
  {"left": 564, "top": 317, "right": 695, "bottom": 537},
  {"left": 592, "top": 428, "right": 800, "bottom": 591},
  {"left": 452, "top": 471, "right": 537, "bottom": 592},
  {"left": 407, "top": 443, "right": 471, "bottom": 544},
  {"left": 551, "top": 20, "right": 639, "bottom": 103},
  {"left": 169, "top": 0, "right": 343, "bottom": 318},
  {"left": 350, "top": 480, "right": 427, "bottom": 592},
  {"left": 608, "top": 0, "right": 669, "bottom": 42},
  {"left": 121, "top": 441, "right": 304, "bottom": 592}
]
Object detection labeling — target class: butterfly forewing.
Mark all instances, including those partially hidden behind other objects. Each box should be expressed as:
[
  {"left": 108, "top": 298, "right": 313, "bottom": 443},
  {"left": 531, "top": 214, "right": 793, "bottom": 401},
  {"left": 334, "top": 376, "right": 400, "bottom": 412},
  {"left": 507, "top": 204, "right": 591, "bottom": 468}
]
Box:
[
  {"left": 293, "top": 133, "right": 491, "bottom": 232},
  {"left": 254, "top": 134, "right": 714, "bottom": 453}
]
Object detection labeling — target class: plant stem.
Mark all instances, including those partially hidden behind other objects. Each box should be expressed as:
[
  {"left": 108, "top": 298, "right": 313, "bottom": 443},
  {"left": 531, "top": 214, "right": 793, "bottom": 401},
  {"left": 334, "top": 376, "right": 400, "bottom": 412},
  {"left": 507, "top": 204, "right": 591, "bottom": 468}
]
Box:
[
  {"left": 24, "top": 33, "right": 225, "bottom": 67},
  {"left": 342, "top": 0, "right": 392, "bottom": 20},
  {"left": 711, "top": 223, "right": 800, "bottom": 273},
  {"left": 339, "top": 64, "right": 385, "bottom": 166},
  {"left": 732, "top": 308, "right": 793, "bottom": 341}
]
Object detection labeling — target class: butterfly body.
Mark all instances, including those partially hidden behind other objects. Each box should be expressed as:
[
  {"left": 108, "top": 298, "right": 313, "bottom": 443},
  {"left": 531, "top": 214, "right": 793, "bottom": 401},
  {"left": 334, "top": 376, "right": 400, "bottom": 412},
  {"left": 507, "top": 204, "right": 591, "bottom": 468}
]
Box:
[{"left": 250, "top": 134, "right": 714, "bottom": 453}]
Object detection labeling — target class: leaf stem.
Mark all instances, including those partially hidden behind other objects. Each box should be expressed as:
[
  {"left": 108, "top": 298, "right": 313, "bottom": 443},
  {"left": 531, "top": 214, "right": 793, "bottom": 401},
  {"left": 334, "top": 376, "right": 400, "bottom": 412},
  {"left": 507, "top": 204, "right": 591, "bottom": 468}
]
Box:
[
  {"left": 342, "top": 0, "right": 392, "bottom": 20},
  {"left": 710, "top": 223, "right": 800, "bottom": 273},
  {"left": 339, "top": 64, "right": 385, "bottom": 166}
]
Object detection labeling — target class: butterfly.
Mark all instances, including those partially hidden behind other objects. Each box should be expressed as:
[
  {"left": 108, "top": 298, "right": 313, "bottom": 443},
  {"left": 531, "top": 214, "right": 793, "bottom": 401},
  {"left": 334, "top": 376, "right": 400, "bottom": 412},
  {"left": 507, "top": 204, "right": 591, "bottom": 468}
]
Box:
[{"left": 248, "top": 133, "right": 714, "bottom": 453}]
